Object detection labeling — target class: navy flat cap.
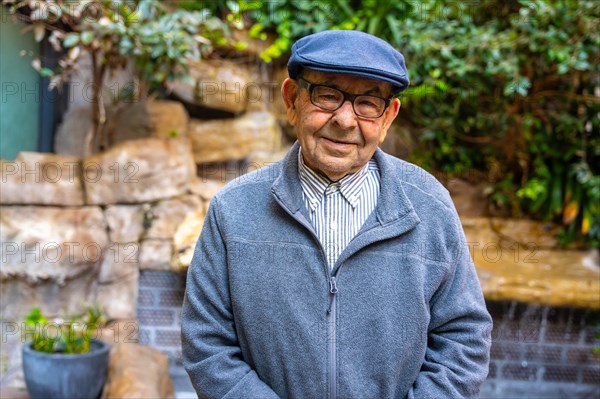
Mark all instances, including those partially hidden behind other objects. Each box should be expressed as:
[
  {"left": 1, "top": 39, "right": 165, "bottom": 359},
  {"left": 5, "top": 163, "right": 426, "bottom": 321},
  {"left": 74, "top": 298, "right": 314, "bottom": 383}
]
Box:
[{"left": 288, "top": 30, "right": 410, "bottom": 94}]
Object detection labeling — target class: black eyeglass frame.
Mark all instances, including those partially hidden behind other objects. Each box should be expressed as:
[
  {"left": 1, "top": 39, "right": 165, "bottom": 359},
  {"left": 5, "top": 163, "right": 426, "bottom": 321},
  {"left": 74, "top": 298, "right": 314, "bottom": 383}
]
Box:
[{"left": 297, "top": 77, "right": 393, "bottom": 119}]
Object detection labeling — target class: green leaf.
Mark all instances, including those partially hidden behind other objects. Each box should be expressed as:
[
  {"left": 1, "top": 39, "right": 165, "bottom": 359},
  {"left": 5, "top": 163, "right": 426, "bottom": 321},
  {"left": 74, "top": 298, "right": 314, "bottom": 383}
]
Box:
[
  {"left": 367, "top": 15, "right": 380, "bottom": 35},
  {"left": 39, "top": 68, "right": 54, "bottom": 77},
  {"left": 25, "top": 307, "right": 46, "bottom": 326},
  {"left": 430, "top": 68, "right": 441, "bottom": 79},
  {"left": 63, "top": 33, "right": 80, "bottom": 48},
  {"left": 248, "top": 23, "right": 264, "bottom": 39},
  {"left": 550, "top": 177, "right": 563, "bottom": 216},
  {"left": 80, "top": 31, "right": 94, "bottom": 45},
  {"left": 385, "top": 15, "right": 401, "bottom": 45}
]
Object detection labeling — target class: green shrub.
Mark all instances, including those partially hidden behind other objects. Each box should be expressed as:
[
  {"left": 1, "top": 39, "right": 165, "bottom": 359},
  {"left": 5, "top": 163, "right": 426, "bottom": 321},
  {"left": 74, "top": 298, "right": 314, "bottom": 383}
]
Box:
[{"left": 233, "top": 0, "right": 599, "bottom": 246}]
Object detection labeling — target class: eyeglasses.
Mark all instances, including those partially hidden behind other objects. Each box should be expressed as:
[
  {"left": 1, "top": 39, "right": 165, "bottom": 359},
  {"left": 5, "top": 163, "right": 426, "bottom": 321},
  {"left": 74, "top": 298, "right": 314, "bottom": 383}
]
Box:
[{"left": 297, "top": 78, "right": 392, "bottom": 119}]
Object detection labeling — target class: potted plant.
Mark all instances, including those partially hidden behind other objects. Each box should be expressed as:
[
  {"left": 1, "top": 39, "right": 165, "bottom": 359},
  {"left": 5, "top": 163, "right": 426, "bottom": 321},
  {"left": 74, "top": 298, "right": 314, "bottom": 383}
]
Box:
[{"left": 21, "top": 306, "right": 110, "bottom": 399}]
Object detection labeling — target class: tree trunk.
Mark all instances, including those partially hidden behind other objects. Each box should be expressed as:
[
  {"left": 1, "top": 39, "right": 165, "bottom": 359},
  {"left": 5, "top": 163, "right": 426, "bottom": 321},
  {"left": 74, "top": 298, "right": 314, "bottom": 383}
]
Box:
[
  {"left": 106, "top": 102, "right": 122, "bottom": 148},
  {"left": 85, "top": 51, "right": 107, "bottom": 155}
]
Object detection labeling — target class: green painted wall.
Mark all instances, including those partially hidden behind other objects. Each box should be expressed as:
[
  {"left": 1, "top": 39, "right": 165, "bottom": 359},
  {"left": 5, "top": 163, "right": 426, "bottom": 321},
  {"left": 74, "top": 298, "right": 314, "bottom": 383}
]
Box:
[{"left": 0, "top": 10, "right": 40, "bottom": 160}]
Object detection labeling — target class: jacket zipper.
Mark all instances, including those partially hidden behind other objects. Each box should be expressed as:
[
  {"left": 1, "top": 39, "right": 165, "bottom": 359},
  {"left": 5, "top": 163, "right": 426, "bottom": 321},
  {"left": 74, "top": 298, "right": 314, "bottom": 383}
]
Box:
[
  {"left": 272, "top": 196, "right": 340, "bottom": 399},
  {"left": 327, "top": 275, "right": 338, "bottom": 399}
]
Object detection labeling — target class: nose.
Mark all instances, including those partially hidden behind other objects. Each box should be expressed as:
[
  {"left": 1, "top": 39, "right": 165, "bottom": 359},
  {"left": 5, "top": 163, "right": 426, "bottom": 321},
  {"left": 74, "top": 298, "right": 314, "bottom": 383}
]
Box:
[{"left": 331, "top": 100, "right": 358, "bottom": 131}]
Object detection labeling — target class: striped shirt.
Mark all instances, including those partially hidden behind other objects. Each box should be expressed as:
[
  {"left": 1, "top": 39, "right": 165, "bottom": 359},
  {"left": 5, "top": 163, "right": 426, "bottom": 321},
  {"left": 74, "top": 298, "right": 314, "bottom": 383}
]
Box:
[{"left": 298, "top": 149, "right": 381, "bottom": 269}]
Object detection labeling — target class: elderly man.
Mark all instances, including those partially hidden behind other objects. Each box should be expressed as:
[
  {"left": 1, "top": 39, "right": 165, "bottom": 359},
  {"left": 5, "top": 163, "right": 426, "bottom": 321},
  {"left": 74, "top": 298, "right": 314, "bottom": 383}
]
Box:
[{"left": 182, "top": 30, "right": 492, "bottom": 398}]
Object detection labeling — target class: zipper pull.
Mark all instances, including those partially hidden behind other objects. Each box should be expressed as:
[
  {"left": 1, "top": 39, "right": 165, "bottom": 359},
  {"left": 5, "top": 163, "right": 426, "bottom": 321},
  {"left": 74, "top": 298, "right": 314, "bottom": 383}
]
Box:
[
  {"left": 329, "top": 276, "right": 338, "bottom": 294},
  {"left": 327, "top": 276, "right": 338, "bottom": 314}
]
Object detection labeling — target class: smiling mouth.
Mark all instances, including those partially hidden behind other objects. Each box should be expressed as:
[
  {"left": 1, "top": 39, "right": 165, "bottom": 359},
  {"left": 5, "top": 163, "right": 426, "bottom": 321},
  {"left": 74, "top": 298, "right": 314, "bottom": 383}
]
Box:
[{"left": 323, "top": 137, "right": 355, "bottom": 146}]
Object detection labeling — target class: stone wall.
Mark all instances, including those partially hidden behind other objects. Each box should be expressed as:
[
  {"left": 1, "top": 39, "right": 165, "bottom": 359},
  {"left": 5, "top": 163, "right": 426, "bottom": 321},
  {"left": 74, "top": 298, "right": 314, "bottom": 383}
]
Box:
[
  {"left": 1, "top": 57, "right": 287, "bottom": 319},
  {"left": 1, "top": 47, "right": 291, "bottom": 396},
  {"left": 0, "top": 55, "right": 288, "bottom": 393},
  {"left": 0, "top": 137, "right": 206, "bottom": 322}
]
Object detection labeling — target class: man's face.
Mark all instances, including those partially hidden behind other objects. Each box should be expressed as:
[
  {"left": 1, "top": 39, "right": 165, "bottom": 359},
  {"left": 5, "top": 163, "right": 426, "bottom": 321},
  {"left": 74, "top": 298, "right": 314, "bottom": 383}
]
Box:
[{"left": 282, "top": 70, "right": 401, "bottom": 181}]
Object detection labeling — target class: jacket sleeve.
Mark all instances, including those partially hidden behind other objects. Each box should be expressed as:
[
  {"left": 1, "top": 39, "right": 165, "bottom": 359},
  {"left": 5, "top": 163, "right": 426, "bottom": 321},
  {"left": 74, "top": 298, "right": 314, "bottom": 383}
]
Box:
[
  {"left": 181, "top": 198, "right": 280, "bottom": 399},
  {"left": 407, "top": 232, "right": 492, "bottom": 399}
]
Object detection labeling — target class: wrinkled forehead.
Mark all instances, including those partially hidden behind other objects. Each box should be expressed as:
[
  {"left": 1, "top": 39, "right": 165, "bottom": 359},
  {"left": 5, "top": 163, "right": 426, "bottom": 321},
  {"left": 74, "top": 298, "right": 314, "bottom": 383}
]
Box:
[{"left": 300, "top": 69, "right": 394, "bottom": 97}]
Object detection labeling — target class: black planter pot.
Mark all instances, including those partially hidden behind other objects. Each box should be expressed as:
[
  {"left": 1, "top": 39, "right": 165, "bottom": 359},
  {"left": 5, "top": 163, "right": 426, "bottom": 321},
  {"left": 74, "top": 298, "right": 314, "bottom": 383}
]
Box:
[{"left": 22, "top": 339, "right": 110, "bottom": 399}]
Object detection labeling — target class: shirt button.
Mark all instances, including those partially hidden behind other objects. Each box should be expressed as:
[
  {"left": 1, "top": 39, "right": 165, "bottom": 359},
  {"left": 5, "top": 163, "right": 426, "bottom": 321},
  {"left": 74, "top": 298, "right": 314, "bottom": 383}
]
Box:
[
  {"left": 328, "top": 185, "right": 339, "bottom": 193},
  {"left": 330, "top": 220, "right": 337, "bottom": 230}
]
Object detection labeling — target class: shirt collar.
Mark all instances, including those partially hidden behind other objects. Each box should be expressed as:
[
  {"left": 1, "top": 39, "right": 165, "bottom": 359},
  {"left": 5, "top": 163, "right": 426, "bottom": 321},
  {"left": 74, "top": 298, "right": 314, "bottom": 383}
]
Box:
[{"left": 298, "top": 148, "right": 373, "bottom": 211}]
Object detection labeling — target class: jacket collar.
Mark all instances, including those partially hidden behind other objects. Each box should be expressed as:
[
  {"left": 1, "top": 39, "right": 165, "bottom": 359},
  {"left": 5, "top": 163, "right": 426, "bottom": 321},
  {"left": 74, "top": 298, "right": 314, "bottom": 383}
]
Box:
[
  {"left": 272, "top": 141, "right": 420, "bottom": 229},
  {"left": 271, "top": 141, "right": 306, "bottom": 215}
]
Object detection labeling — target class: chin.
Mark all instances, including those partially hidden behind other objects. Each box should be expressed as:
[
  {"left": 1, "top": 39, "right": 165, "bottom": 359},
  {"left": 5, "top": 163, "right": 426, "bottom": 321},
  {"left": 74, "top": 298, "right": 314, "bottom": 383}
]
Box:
[{"left": 321, "top": 165, "right": 354, "bottom": 180}]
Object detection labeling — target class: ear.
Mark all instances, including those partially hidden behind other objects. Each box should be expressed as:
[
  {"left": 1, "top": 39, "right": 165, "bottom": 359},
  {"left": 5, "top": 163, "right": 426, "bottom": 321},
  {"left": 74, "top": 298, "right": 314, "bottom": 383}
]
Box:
[
  {"left": 281, "top": 78, "right": 299, "bottom": 126},
  {"left": 378, "top": 97, "right": 401, "bottom": 144}
]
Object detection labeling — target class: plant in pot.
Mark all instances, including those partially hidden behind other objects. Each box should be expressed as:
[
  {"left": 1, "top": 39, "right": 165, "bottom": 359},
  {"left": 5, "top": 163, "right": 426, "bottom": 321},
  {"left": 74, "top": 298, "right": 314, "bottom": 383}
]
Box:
[{"left": 22, "top": 306, "right": 110, "bottom": 399}]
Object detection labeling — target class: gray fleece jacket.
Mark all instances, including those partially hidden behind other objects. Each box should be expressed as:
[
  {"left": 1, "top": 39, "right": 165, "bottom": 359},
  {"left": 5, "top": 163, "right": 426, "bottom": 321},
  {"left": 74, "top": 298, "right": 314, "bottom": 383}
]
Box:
[{"left": 182, "top": 142, "right": 492, "bottom": 399}]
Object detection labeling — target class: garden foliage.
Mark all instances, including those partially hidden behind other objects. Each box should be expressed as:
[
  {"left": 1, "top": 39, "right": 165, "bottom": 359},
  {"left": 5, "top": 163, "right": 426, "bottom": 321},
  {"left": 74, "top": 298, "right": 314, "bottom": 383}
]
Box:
[{"left": 233, "top": 0, "right": 599, "bottom": 246}]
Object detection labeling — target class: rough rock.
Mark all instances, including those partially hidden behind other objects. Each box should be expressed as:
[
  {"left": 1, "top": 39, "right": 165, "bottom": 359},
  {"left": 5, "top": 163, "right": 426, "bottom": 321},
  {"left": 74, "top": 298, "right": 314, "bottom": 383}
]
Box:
[
  {"left": 97, "top": 270, "right": 139, "bottom": 320},
  {"left": 54, "top": 102, "right": 153, "bottom": 157},
  {"left": 188, "top": 178, "right": 226, "bottom": 201},
  {"left": 273, "top": 63, "right": 297, "bottom": 141},
  {"left": 486, "top": 217, "right": 561, "bottom": 249},
  {"left": 171, "top": 209, "right": 206, "bottom": 273},
  {"left": 462, "top": 217, "right": 560, "bottom": 250},
  {"left": 378, "top": 119, "right": 417, "bottom": 161},
  {"left": 101, "top": 343, "right": 174, "bottom": 399},
  {"left": 0, "top": 205, "right": 108, "bottom": 319},
  {"left": 0, "top": 206, "right": 109, "bottom": 283},
  {"left": 0, "top": 152, "right": 84, "bottom": 206},
  {"left": 97, "top": 243, "right": 139, "bottom": 283},
  {"left": 462, "top": 217, "right": 600, "bottom": 309},
  {"left": 243, "top": 63, "right": 284, "bottom": 114},
  {"left": 98, "top": 319, "right": 139, "bottom": 346},
  {"left": 166, "top": 59, "right": 251, "bottom": 114},
  {"left": 446, "top": 179, "right": 488, "bottom": 217},
  {"left": 247, "top": 147, "right": 290, "bottom": 169},
  {"left": 53, "top": 106, "right": 92, "bottom": 156},
  {"left": 475, "top": 247, "right": 600, "bottom": 309},
  {"left": 196, "top": 160, "right": 246, "bottom": 184},
  {"left": 0, "top": 330, "right": 27, "bottom": 396},
  {"left": 0, "top": 384, "right": 28, "bottom": 399},
  {"left": 148, "top": 99, "right": 189, "bottom": 139},
  {"left": 96, "top": 244, "right": 140, "bottom": 320},
  {"left": 146, "top": 194, "right": 203, "bottom": 239},
  {"left": 83, "top": 137, "right": 196, "bottom": 205},
  {"left": 189, "top": 111, "right": 281, "bottom": 163},
  {"left": 139, "top": 239, "right": 172, "bottom": 271},
  {"left": 0, "top": 272, "right": 101, "bottom": 320},
  {"left": 271, "top": 65, "right": 290, "bottom": 125},
  {"left": 0, "top": 387, "right": 28, "bottom": 399},
  {"left": 104, "top": 204, "right": 147, "bottom": 243}
]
